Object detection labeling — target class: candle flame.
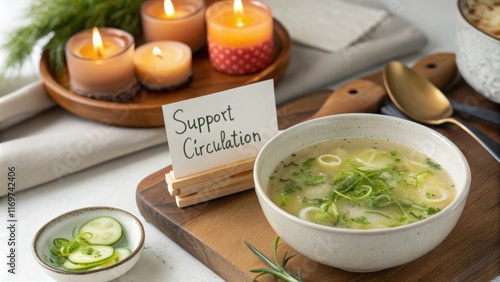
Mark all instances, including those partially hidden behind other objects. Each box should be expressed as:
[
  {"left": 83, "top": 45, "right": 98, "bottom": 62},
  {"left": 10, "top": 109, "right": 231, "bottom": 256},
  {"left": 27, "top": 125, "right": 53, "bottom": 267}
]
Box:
[
  {"left": 153, "top": 46, "right": 163, "bottom": 59},
  {"left": 233, "top": 0, "right": 244, "bottom": 27},
  {"left": 92, "top": 27, "right": 104, "bottom": 58},
  {"left": 164, "top": 0, "right": 175, "bottom": 17},
  {"left": 234, "top": 0, "right": 244, "bottom": 13}
]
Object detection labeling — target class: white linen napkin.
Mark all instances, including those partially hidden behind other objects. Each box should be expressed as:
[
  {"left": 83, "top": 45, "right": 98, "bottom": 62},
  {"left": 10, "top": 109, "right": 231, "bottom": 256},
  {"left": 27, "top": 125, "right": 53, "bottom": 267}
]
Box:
[
  {"left": 0, "top": 3, "right": 427, "bottom": 196},
  {"left": 0, "top": 81, "right": 56, "bottom": 130},
  {"left": 0, "top": 94, "right": 167, "bottom": 196},
  {"left": 263, "top": 0, "right": 389, "bottom": 52}
]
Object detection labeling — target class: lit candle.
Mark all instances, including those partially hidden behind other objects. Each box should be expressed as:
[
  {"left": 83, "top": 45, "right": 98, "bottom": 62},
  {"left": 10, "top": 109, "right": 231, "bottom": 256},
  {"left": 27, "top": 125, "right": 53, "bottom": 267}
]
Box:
[
  {"left": 65, "top": 27, "right": 137, "bottom": 101},
  {"left": 133, "top": 41, "right": 192, "bottom": 91},
  {"left": 205, "top": 0, "right": 273, "bottom": 75},
  {"left": 141, "top": 0, "right": 206, "bottom": 52}
]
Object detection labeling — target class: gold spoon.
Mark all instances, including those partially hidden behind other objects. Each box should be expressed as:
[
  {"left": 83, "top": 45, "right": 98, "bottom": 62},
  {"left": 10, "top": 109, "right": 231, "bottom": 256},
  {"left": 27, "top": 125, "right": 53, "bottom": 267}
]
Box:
[{"left": 383, "top": 61, "right": 500, "bottom": 163}]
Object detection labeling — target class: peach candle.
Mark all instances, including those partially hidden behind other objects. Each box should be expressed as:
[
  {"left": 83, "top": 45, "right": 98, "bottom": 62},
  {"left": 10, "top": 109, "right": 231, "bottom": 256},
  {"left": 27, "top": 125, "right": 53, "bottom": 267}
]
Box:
[
  {"left": 134, "top": 41, "right": 192, "bottom": 91},
  {"left": 141, "top": 0, "right": 206, "bottom": 52},
  {"left": 65, "top": 27, "right": 137, "bottom": 101},
  {"left": 205, "top": 0, "right": 273, "bottom": 75}
]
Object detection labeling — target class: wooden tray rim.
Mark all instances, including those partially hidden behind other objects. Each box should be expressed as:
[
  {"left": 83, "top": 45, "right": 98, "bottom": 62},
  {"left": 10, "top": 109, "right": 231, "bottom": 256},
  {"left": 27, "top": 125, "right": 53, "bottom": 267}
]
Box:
[{"left": 39, "top": 19, "right": 291, "bottom": 127}]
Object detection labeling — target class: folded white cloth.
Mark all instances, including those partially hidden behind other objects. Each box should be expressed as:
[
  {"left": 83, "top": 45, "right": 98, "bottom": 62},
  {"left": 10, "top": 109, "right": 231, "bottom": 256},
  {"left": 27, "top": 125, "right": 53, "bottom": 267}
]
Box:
[
  {"left": 0, "top": 4, "right": 427, "bottom": 196},
  {"left": 0, "top": 81, "right": 56, "bottom": 130},
  {"left": 0, "top": 101, "right": 167, "bottom": 196},
  {"left": 263, "top": 0, "right": 389, "bottom": 52}
]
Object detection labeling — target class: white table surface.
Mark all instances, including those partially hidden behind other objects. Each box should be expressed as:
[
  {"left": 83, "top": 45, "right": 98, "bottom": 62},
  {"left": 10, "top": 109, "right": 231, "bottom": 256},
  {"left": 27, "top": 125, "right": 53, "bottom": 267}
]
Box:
[{"left": 0, "top": 1, "right": 459, "bottom": 281}]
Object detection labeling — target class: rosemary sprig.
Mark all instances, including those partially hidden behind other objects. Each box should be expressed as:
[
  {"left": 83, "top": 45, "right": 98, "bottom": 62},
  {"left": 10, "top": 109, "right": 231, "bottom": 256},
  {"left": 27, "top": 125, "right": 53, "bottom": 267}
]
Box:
[
  {"left": 2, "top": 0, "right": 145, "bottom": 73},
  {"left": 244, "top": 237, "right": 303, "bottom": 282}
]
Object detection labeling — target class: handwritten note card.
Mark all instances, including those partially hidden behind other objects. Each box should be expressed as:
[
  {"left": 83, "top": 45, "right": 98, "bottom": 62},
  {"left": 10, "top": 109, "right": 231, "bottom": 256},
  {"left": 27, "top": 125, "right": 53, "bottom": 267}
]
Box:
[{"left": 162, "top": 80, "right": 278, "bottom": 178}]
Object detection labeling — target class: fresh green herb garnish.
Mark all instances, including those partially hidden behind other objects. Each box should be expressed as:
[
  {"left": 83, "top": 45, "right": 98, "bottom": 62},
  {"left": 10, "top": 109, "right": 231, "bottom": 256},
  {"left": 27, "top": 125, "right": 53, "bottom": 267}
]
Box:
[
  {"left": 275, "top": 157, "right": 443, "bottom": 227},
  {"left": 2, "top": 0, "right": 144, "bottom": 73},
  {"left": 245, "top": 237, "right": 302, "bottom": 282},
  {"left": 365, "top": 211, "right": 390, "bottom": 219},
  {"left": 302, "top": 158, "right": 315, "bottom": 169},
  {"left": 410, "top": 212, "right": 425, "bottom": 220},
  {"left": 284, "top": 161, "right": 299, "bottom": 168},
  {"left": 50, "top": 232, "right": 92, "bottom": 257},
  {"left": 351, "top": 216, "right": 370, "bottom": 225},
  {"left": 427, "top": 207, "right": 441, "bottom": 215},
  {"left": 301, "top": 173, "right": 325, "bottom": 186},
  {"left": 281, "top": 179, "right": 302, "bottom": 195},
  {"left": 426, "top": 158, "right": 441, "bottom": 169}
]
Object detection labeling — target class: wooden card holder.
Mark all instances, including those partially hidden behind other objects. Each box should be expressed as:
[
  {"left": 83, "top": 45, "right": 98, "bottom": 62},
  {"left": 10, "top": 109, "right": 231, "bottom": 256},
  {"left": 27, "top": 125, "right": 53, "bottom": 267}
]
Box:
[{"left": 165, "top": 157, "right": 256, "bottom": 207}]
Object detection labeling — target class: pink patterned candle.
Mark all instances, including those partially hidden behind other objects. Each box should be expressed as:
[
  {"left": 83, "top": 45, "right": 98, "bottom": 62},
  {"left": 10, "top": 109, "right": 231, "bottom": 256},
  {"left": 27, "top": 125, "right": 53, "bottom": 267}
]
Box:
[{"left": 205, "top": 0, "right": 273, "bottom": 75}]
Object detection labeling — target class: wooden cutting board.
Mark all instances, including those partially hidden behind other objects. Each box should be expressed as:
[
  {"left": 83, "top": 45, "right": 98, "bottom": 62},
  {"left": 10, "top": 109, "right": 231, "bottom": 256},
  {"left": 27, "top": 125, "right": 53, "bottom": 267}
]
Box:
[{"left": 136, "top": 66, "right": 499, "bottom": 281}]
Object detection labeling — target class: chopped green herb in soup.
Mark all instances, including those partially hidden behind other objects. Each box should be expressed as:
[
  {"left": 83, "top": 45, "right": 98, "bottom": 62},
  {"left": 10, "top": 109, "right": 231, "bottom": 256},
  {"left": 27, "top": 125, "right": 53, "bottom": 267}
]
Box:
[{"left": 266, "top": 139, "right": 456, "bottom": 229}]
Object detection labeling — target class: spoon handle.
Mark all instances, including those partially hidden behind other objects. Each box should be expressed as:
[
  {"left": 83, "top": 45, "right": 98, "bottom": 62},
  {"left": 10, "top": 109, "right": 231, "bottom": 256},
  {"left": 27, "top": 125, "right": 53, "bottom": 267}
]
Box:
[
  {"left": 448, "top": 98, "right": 500, "bottom": 126},
  {"left": 307, "top": 53, "right": 458, "bottom": 120},
  {"left": 381, "top": 102, "right": 500, "bottom": 162},
  {"left": 448, "top": 118, "right": 500, "bottom": 163},
  {"left": 307, "top": 79, "right": 385, "bottom": 119}
]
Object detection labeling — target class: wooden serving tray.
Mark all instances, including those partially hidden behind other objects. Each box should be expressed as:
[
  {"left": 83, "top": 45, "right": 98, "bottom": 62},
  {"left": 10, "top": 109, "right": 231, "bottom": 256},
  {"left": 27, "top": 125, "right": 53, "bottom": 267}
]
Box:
[
  {"left": 136, "top": 77, "right": 499, "bottom": 281},
  {"left": 39, "top": 20, "right": 290, "bottom": 128}
]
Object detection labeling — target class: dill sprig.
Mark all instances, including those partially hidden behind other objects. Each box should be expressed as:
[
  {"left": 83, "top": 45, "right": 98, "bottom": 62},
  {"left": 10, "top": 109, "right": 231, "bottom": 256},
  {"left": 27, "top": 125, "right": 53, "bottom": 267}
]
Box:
[{"left": 2, "top": 0, "right": 145, "bottom": 73}]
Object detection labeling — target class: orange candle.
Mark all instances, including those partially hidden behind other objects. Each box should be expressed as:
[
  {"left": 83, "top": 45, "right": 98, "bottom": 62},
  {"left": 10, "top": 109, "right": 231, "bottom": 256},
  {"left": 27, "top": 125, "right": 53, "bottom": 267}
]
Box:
[
  {"left": 141, "top": 0, "right": 206, "bottom": 52},
  {"left": 134, "top": 41, "right": 192, "bottom": 91},
  {"left": 65, "top": 27, "right": 137, "bottom": 101},
  {"left": 205, "top": 0, "right": 273, "bottom": 75}
]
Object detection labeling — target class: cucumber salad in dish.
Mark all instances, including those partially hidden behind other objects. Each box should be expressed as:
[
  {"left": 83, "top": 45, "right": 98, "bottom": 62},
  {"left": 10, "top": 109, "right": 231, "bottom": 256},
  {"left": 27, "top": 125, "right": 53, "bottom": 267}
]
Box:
[{"left": 48, "top": 216, "right": 131, "bottom": 270}]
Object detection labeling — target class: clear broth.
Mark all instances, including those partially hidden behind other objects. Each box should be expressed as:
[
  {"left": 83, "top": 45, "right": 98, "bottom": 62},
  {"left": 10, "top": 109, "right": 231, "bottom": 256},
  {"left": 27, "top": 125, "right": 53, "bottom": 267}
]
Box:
[{"left": 266, "top": 138, "right": 456, "bottom": 229}]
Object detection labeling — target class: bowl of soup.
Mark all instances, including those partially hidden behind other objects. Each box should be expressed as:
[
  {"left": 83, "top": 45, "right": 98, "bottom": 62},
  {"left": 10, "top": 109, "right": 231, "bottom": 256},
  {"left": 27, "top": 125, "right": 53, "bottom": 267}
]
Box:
[
  {"left": 456, "top": 0, "right": 500, "bottom": 103},
  {"left": 253, "top": 114, "right": 470, "bottom": 272}
]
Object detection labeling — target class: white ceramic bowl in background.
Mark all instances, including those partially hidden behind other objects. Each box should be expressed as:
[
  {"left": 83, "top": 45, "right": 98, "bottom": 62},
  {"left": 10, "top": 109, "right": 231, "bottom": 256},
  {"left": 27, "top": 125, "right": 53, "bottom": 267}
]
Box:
[
  {"left": 456, "top": 0, "right": 500, "bottom": 103},
  {"left": 32, "top": 207, "right": 145, "bottom": 282},
  {"left": 254, "top": 114, "right": 471, "bottom": 272}
]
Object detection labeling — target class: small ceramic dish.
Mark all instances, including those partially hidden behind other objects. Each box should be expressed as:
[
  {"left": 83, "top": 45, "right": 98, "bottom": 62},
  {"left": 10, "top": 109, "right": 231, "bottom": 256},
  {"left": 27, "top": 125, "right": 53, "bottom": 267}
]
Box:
[{"left": 32, "top": 206, "right": 145, "bottom": 282}]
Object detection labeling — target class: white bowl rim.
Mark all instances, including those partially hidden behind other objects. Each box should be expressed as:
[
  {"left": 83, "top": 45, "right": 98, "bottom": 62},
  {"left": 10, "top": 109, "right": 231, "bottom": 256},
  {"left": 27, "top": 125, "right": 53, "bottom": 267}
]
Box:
[
  {"left": 457, "top": 0, "right": 500, "bottom": 42},
  {"left": 32, "top": 206, "right": 145, "bottom": 276},
  {"left": 254, "top": 113, "right": 471, "bottom": 235}
]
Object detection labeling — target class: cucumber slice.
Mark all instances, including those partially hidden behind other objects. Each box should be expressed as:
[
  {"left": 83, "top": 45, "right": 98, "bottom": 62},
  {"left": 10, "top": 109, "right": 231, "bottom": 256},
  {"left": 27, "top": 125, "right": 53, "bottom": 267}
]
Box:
[
  {"left": 63, "top": 259, "right": 104, "bottom": 271},
  {"left": 107, "top": 248, "right": 131, "bottom": 264},
  {"left": 68, "top": 245, "right": 114, "bottom": 265},
  {"left": 63, "top": 259, "right": 91, "bottom": 270},
  {"left": 79, "top": 216, "right": 123, "bottom": 245},
  {"left": 92, "top": 248, "right": 131, "bottom": 269}
]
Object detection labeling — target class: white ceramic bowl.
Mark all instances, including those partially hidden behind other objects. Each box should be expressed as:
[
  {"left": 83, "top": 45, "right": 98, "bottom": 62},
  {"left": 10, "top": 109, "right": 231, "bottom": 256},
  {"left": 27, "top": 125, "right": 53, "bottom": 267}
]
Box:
[
  {"left": 32, "top": 207, "right": 145, "bottom": 282},
  {"left": 254, "top": 114, "right": 471, "bottom": 272},
  {"left": 456, "top": 0, "right": 500, "bottom": 103}
]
